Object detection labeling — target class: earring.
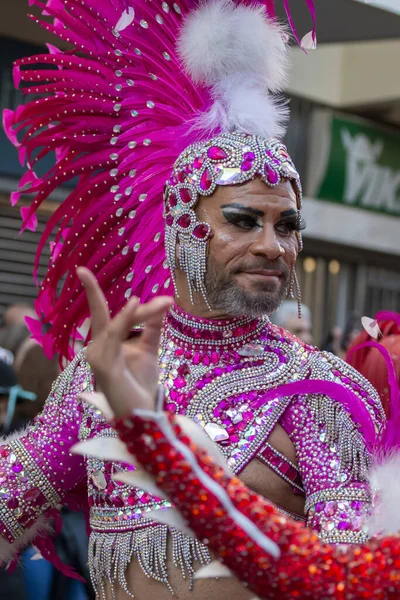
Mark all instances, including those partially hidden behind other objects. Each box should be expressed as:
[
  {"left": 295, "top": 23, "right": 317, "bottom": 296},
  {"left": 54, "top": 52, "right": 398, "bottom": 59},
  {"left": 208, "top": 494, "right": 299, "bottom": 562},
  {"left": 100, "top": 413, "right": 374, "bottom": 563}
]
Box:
[
  {"left": 287, "top": 269, "right": 302, "bottom": 318},
  {"left": 178, "top": 233, "right": 211, "bottom": 310},
  {"left": 165, "top": 214, "right": 212, "bottom": 310},
  {"left": 293, "top": 270, "right": 302, "bottom": 319}
]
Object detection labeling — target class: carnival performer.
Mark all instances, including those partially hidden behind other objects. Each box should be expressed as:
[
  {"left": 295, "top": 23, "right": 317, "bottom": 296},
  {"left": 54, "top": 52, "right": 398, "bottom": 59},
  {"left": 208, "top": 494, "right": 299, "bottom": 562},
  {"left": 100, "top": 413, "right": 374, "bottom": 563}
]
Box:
[
  {"left": 74, "top": 266, "right": 400, "bottom": 600},
  {"left": 0, "top": 0, "right": 385, "bottom": 598}
]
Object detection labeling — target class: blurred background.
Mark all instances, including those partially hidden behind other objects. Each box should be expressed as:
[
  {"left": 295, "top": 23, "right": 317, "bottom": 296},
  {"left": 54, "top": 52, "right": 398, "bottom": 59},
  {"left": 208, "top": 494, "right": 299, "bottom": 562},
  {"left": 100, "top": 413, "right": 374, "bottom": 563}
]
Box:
[{"left": 0, "top": 0, "right": 398, "bottom": 597}]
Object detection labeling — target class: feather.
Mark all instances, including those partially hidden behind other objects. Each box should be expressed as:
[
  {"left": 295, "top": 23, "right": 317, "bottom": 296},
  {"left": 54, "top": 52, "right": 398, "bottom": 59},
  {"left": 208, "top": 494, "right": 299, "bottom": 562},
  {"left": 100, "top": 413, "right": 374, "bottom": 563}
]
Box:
[
  {"left": 112, "top": 470, "right": 167, "bottom": 499},
  {"left": 115, "top": 7, "right": 134, "bottom": 32},
  {"left": 175, "top": 414, "right": 232, "bottom": 475},
  {"left": 145, "top": 507, "right": 196, "bottom": 538},
  {"left": 178, "top": 0, "right": 288, "bottom": 90},
  {"left": 79, "top": 391, "right": 115, "bottom": 420},
  {"left": 71, "top": 436, "right": 136, "bottom": 465},
  {"left": 361, "top": 316, "right": 382, "bottom": 340},
  {"left": 194, "top": 560, "right": 234, "bottom": 580},
  {"left": 367, "top": 453, "right": 400, "bottom": 535}
]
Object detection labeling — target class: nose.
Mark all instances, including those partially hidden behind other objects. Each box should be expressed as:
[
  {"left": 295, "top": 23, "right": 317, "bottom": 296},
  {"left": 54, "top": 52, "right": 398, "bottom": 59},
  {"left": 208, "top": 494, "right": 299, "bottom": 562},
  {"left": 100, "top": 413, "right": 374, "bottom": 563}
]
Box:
[{"left": 249, "top": 224, "right": 284, "bottom": 261}]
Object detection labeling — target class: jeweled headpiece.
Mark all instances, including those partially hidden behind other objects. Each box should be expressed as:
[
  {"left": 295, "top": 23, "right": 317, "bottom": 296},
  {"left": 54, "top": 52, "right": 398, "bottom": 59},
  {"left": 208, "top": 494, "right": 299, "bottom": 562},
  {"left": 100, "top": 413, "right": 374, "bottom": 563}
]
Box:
[
  {"left": 4, "top": 0, "right": 315, "bottom": 357},
  {"left": 165, "top": 133, "right": 302, "bottom": 307}
]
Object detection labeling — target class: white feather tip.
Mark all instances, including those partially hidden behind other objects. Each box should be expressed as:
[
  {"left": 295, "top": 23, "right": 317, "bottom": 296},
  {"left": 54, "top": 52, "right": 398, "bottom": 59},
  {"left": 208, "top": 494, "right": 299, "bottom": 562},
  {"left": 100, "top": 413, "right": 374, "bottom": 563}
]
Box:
[
  {"left": 361, "top": 316, "right": 382, "bottom": 340},
  {"left": 367, "top": 453, "right": 400, "bottom": 536},
  {"left": 178, "top": 0, "right": 288, "bottom": 92},
  {"left": 301, "top": 31, "right": 317, "bottom": 51}
]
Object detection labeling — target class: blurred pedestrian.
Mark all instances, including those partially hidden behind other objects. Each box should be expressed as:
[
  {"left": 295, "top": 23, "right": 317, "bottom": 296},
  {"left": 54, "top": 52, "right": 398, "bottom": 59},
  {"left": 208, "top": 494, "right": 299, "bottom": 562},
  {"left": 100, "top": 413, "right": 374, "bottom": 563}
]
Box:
[
  {"left": 322, "top": 326, "right": 344, "bottom": 357},
  {"left": 271, "top": 300, "right": 313, "bottom": 345}
]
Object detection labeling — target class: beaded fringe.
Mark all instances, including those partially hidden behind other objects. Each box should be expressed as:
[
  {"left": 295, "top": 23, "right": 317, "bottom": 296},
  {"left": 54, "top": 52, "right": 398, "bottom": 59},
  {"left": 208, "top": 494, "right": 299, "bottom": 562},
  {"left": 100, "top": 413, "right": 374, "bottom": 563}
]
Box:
[
  {"left": 308, "top": 394, "right": 372, "bottom": 482},
  {"left": 89, "top": 524, "right": 212, "bottom": 599}
]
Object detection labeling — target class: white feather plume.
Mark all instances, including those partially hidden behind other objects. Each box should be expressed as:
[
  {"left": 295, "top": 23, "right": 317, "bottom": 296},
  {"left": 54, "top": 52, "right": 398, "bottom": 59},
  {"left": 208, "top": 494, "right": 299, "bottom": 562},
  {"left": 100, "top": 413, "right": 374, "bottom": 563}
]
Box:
[
  {"left": 178, "top": 0, "right": 290, "bottom": 139},
  {"left": 195, "top": 73, "right": 289, "bottom": 139},
  {"left": 367, "top": 453, "right": 400, "bottom": 536},
  {"left": 178, "top": 0, "right": 288, "bottom": 90}
]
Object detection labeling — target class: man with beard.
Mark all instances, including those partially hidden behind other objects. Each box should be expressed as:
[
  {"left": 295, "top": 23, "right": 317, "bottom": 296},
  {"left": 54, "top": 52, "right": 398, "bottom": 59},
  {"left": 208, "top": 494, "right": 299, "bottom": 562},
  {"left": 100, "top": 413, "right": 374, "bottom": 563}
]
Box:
[{"left": 0, "top": 0, "right": 384, "bottom": 599}]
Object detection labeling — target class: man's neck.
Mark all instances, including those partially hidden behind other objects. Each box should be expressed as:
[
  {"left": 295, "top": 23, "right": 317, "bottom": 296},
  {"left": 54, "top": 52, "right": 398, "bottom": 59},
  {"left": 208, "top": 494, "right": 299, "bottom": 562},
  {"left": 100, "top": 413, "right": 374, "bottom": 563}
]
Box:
[{"left": 174, "top": 295, "right": 237, "bottom": 321}]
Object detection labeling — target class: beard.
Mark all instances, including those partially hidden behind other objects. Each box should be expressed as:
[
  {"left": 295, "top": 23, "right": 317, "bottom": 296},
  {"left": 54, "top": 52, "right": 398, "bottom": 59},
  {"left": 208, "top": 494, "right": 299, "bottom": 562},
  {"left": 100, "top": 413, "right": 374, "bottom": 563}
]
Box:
[{"left": 204, "top": 255, "right": 290, "bottom": 317}]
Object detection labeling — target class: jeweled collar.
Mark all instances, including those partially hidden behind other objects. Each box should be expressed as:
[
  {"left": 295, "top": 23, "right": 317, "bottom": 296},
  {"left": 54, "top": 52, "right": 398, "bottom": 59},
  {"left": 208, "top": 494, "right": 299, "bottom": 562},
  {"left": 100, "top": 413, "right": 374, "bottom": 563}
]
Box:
[{"left": 165, "top": 304, "right": 270, "bottom": 349}]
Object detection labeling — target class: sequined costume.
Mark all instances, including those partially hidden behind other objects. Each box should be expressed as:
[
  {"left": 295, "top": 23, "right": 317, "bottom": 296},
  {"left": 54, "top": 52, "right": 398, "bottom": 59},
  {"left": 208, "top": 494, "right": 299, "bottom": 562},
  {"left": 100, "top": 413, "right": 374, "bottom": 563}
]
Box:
[
  {"left": 0, "top": 306, "right": 384, "bottom": 594},
  {"left": 112, "top": 408, "right": 400, "bottom": 600},
  {"left": 1, "top": 0, "right": 386, "bottom": 596}
]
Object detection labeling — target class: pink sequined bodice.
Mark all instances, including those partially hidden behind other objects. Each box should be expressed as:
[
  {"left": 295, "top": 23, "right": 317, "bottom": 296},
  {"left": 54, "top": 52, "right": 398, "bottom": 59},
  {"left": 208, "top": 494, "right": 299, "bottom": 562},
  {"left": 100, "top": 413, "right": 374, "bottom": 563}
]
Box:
[{"left": 0, "top": 306, "right": 385, "bottom": 595}]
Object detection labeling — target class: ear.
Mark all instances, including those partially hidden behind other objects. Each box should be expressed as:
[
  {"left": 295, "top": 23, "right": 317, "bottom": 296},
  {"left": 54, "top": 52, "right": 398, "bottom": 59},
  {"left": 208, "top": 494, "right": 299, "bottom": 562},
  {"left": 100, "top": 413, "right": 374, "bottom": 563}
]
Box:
[{"left": 340, "top": 128, "right": 352, "bottom": 151}]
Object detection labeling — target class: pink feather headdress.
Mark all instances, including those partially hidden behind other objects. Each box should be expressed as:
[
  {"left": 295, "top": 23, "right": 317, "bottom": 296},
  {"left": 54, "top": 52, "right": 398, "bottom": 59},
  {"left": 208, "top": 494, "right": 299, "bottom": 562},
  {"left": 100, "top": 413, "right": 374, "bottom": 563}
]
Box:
[{"left": 3, "top": 0, "right": 316, "bottom": 358}]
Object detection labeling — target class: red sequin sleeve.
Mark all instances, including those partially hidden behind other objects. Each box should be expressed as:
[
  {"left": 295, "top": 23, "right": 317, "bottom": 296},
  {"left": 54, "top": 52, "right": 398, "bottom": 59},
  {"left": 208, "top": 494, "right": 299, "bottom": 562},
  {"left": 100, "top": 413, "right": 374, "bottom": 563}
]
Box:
[{"left": 114, "top": 411, "right": 400, "bottom": 600}]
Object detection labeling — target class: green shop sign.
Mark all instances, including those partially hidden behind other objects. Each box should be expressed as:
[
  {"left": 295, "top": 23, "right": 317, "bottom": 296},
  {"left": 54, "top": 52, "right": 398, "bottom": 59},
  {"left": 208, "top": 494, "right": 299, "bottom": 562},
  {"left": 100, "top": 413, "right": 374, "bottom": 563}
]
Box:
[{"left": 307, "top": 111, "right": 400, "bottom": 217}]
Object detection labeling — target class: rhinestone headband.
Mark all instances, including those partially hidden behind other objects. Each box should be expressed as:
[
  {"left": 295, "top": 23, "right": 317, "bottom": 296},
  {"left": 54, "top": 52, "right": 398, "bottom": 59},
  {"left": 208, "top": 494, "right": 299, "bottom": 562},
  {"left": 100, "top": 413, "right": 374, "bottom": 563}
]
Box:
[{"left": 164, "top": 132, "right": 303, "bottom": 307}]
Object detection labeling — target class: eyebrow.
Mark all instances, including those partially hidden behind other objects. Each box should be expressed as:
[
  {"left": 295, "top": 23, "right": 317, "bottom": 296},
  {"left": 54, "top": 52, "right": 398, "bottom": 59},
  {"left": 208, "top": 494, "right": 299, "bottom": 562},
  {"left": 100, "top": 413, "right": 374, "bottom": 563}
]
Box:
[
  {"left": 279, "top": 209, "right": 298, "bottom": 218},
  {"left": 220, "top": 203, "right": 264, "bottom": 217}
]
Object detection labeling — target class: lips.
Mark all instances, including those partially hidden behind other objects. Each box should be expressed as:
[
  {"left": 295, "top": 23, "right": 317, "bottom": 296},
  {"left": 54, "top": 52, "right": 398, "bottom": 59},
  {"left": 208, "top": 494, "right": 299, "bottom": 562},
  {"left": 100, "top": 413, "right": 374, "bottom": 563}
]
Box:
[{"left": 243, "top": 269, "right": 283, "bottom": 278}]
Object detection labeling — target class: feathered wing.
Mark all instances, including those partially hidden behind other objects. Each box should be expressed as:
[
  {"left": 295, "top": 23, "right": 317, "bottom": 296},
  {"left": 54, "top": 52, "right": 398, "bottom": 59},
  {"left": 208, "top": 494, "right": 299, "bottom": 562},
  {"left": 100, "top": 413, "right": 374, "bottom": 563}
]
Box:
[{"left": 4, "top": 0, "right": 207, "bottom": 358}]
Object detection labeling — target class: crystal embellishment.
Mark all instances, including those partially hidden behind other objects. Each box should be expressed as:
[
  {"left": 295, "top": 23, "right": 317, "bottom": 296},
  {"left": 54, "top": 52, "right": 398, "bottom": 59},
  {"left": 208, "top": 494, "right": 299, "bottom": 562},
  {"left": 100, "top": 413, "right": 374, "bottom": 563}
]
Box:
[
  {"left": 204, "top": 423, "right": 229, "bottom": 442},
  {"left": 91, "top": 470, "right": 107, "bottom": 490}
]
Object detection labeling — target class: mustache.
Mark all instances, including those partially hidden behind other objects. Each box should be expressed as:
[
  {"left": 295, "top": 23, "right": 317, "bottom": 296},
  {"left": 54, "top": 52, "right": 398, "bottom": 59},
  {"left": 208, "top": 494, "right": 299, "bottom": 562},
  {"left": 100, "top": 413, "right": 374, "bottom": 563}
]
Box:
[{"left": 234, "top": 259, "right": 290, "bottom": 277}]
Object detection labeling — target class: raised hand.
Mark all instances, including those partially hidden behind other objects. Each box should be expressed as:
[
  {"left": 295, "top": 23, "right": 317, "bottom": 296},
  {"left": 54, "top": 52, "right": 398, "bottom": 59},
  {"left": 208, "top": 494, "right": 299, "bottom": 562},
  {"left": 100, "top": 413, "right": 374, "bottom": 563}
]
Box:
[{"left": 77, "top": 267, "right": 172, "bottom": 416}]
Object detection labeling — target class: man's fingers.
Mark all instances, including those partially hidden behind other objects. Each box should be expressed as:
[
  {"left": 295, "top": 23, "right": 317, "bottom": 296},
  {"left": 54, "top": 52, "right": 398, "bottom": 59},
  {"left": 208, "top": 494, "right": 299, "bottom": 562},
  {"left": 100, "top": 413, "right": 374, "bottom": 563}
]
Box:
[
  {"left": 77, "top": 267, "right": 110, "bottom": 337},
  {"left": 108, "top": 296, "right": 140, "bottom": 341},
  {"left": 135, "top": 297, "right": 173, "bottom": 353}
]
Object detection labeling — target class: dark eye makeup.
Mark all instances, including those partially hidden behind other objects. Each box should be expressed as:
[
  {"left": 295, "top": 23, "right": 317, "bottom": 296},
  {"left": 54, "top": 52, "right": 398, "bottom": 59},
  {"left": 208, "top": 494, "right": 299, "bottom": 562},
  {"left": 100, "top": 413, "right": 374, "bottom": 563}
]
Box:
[
  {"left": 222, "top": 207, "right": 306, "bottom": 234},
  {"left": 222, "top": 209, "right": 261, "bottom": 230}
]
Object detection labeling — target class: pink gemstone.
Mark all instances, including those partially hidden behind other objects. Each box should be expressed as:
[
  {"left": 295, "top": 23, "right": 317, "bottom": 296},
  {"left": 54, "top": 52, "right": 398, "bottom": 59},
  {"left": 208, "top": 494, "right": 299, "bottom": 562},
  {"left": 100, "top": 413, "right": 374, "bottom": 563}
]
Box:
[
  {"left": 324, "top": 501, "right": 337, "bottom": 517},
  {"left": 265, "top": 165, "right": 279, "bottom": 184},
  {"left": 180, "top": 188, "right": 192, "bottom": 203},
  {"left": 243, "top": 151, "right": 255, "bottom": 161},
  {"left": 166, "top": 402, "right": 177, "bottom": 412},
  {"left": 169, "top": 193, "right": 177, "bottom": 207},
  {"left": 178, "top": 363, "right": 190, "bottom": 376},
  {"left": 242, "top": 411, "right": 253, "bottom": 421},
  {"left": 177, "top": 170, "right": 186, "bottom": 183},
  {"left": 192, "top": 224, "right": 209, "bottom": 239},
  {"left": 193, "top": 353, "right": 202, "bottom": 365},
  {"left": 207, "top": 146, "right": 228, "bottom": 160},
  {"left": 177, "top": 213, "right": 191, "bottom": 228},
  {"left": 338, "top": 521, "right": 350, "bottom": 531},
  {"left": 174, "top": 377, "right": 187, "bottom": 388},
  {"left": 241, "top": 160, "right": 253, "bottom": 172},
  {"left": 265, "top": 150, "right": 273, "bottom": 158},
  {"left": 193, "top": 155, "right": 205, "bottom": 169},
  {"left": 169, "top": 175, "right": 177, "bottom": 185},
  {"left": 200, "top": 168, "right": 212, "bottom": 191},
  {"left": 7, "top": 498, "right": 19, "bottom": 509},
  {"left": 165, "top": 214, "right": 174, "bottom": 226},
  {"left": 25, "top": 488, "right": 40, "bottom": 501},
  {"left": 12, "top": 464, "right": 23, "bottom": 473},
  {"left": 211, "top": 352, "right": 219, "bottom": 364},
  {"left": 170, "top": 389, "right": 179, "bottom": 400}
]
